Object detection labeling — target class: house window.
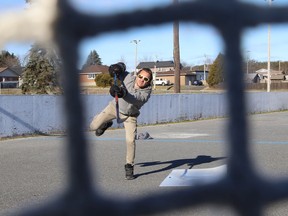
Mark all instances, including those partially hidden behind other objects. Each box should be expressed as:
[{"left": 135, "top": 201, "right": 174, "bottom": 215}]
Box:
[{"left": 87, "top": 74, "right": 96, "bottom": 80}]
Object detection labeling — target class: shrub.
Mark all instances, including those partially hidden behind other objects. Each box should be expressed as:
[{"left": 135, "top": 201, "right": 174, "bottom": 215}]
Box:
[{"left": 95, "top": 74, "right": 113, "bottom": 87}]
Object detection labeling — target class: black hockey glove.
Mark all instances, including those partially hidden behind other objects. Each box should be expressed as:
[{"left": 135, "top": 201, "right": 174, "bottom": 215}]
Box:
[
  {"left": 109, "top": 85, "right": 127, "bottom": 98},
  {"left": 109, "top": 62, "right": 126, "bottom": 78}
]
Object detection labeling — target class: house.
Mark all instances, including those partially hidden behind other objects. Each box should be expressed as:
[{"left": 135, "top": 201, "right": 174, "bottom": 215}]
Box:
[
  {"left": 271, "top": 74, "right": 285, "bottom": 82},
  {"left": 256, "top": 68, "right": 282, "bottom": 74},
  {"left": 136, "top": 61, "right": 209, "bottom": 86},
  {"left": 255, "top": 68, "right": 285, "bottom": 83},
  {"left": 244, "top": 73, "right": 261, "bottom": 83},
  {"left": 0, "top": 67, "right": 21, "bottom": 88},
  {"left": 194, "top": 70, "right": 209, "bottom": 81},
  {"left": 79, "top": 65, "right": 109, "bottom": 86}
]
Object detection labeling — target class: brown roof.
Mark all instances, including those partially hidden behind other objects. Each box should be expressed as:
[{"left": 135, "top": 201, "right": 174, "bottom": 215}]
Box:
[{"left": 81, "top": 65, "right": 109, "bottom": 74}]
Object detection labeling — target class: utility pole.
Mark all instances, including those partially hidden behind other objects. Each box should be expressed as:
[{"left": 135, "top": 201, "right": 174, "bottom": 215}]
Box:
[
  {"left": 154, "top": 62, "right": 157, "bottom": 90},
  {"left": 131, "top": 40, "right": 140, "bottom": 75},
  {"left": 203, "top": 54, "right": 207, "bottom": 81},
  {"left": 266, "top": 0, "right": 273, "bottom": 92},
  {"left": 153, "top": 55, "right": 159, "bottom": 90},
  {"left": 246, "top": 50, "right": 250, "bottom": 74},
  {"left": 173, "top": 0, "right": 180, "bottom": 93}
]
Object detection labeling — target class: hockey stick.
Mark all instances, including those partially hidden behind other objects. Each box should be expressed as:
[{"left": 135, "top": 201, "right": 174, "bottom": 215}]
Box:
[{"left": 114, "top": 73, "right": 121, "bottom": 124}]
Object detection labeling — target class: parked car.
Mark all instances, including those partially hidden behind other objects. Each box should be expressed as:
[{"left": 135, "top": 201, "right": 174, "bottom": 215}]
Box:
[
  {"left": 192, "top": 80, "right": 203, "bottom": 86},
  {"left": 155, "top": 78, "right": 170, "bottom": 86}
]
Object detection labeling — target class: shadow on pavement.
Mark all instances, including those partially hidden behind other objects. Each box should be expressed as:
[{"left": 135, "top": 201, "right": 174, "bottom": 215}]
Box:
[{"left": 135, "top": 155, "right": 227, "bottom": 178}]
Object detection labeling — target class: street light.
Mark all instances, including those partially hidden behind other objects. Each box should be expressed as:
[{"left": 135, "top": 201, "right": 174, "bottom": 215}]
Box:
[
  {"left": 130, "top": 40, "right": 140, "bottom": 75},
  {"left": 246, "top": 50, "right": 250, "bottom": 74},
  {"left": 153, "top": 55, "right": 158, "bottom": 90},
  {"left": 203, "top": 54, "right": 207, "bottom": 81}
]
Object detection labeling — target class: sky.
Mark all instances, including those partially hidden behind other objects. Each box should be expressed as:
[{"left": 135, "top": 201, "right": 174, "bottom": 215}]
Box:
[{"left": 1, "top": 0, "right": 288, "bottom": 71}]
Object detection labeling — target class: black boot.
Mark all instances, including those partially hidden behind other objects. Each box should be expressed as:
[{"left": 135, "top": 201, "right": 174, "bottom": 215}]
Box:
[
  {"left": 125, "top": 164, "right": 135, "bottom": 180},
  {"left": 95, "top": 121, "right": 113, "bottom": 136}
]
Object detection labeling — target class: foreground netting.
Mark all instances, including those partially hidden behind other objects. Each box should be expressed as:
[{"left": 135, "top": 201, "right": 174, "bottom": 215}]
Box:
[{"left": 1, "top": 0, "right": 288, "bottom": 215}]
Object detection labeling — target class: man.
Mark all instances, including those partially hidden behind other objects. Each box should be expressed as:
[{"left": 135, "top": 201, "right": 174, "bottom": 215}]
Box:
[{"left": 90, "top": 63, "right": 153, "bottom": 180}]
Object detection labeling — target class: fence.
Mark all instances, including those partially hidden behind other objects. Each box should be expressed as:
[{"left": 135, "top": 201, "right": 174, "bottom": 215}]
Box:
[
  {"left": 245, "top": 82, "right": 288, "bottom": 90},
  {"left": 2, "top": 92, "right": 288, "bottom": 138},
  {"left": 1, "top": 0, "right": 288, "bottom": 215}
]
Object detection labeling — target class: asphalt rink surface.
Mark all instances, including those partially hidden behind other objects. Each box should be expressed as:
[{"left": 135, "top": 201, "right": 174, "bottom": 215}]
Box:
[{"left": 1, "top": 111, "right": 288, "bottom": 215}]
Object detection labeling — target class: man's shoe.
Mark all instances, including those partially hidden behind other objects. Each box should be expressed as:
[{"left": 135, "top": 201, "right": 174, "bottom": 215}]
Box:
[
  {"left": 95, "top": 121, "right": 113, "bottom": 136},
  {"left": 125, "top": 164, "right": 135, "bottom": 180}
]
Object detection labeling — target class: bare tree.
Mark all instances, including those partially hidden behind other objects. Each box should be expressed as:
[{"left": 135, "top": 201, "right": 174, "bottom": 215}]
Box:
[
  {"left": 173, "top": 0, "right": 181, "bottom": 93},
  {"left": 0, "top": 50, "right": 21, "bottom": 68}
]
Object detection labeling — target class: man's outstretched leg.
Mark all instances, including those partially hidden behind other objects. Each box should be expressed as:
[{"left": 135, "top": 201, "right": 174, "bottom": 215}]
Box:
[
  {"left": 90, "top": 103, "right": 115, "bottom": 136},
  {"left": 95, "top": 121, "right": 113, "bottom": 136}
]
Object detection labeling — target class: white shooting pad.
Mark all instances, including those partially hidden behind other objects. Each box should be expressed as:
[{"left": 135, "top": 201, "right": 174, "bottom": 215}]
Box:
[{"left": 160, "top": 165, "right": 227, "bottom": 187}]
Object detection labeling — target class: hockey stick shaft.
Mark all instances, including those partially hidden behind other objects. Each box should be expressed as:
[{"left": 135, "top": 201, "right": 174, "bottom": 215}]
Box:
[{"left": 114, "top": 74, "right": 121, "bottom": 123}]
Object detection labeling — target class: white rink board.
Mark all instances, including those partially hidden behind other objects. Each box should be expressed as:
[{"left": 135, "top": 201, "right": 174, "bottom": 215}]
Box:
[
  {"left": 2, "top": 92, "right": 288, "bottom": 137},
  {"left": 160, "top": 165, "right": 227, "bottom": 187}
]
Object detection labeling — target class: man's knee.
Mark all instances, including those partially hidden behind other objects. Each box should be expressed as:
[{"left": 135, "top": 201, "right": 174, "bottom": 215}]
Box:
[
  {"left": 89, "top": 117, "right": 99, "bottom": 130},
  {"left": 89, "top": 122, "right": 96, "bottom": 130}
]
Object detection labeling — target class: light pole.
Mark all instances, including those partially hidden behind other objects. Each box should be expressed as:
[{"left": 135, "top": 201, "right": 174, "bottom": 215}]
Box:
[
  {"left": 154, "top": 62, "right": 157, "bottom": 90},
  {"left": 153, "top": 55, "right": 158, "bottom": 90},
  {"left": 130, "top": 40, "right": 140, "bottom": 75},
  {"left": 246, "top": 50, "right": 250, "bottom": 74},
  {"left": 266, "top": 0, "right": 273, "bottom": 92},
  {"left": 203, "top": 54, "right": 207, "bottom": 81}
]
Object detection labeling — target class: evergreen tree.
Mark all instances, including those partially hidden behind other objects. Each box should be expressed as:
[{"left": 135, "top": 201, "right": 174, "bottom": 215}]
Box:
[
  {"left": 82, "top": 50, "right": 102, "bottom": 69},
  {"left": 21, "top": 44, "right": 62, "bottom": 94},
  {"left": 207, "top": 53, "right": 225, "bottom": 87}
]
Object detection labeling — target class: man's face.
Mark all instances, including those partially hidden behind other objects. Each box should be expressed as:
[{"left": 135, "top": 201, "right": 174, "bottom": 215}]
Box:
[{"left": 136, "top": 70, "right": 151, "bottom": 88}]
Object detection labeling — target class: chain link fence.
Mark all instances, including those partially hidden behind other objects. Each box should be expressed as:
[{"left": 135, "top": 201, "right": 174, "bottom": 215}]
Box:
[{"left": 2, "top": 0, "right": 288, "bottom": 215}]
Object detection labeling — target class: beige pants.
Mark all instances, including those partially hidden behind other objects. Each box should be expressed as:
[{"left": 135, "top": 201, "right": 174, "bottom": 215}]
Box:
[{"left": 90, "top": 102, "right": 137, "bottom": 165}]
